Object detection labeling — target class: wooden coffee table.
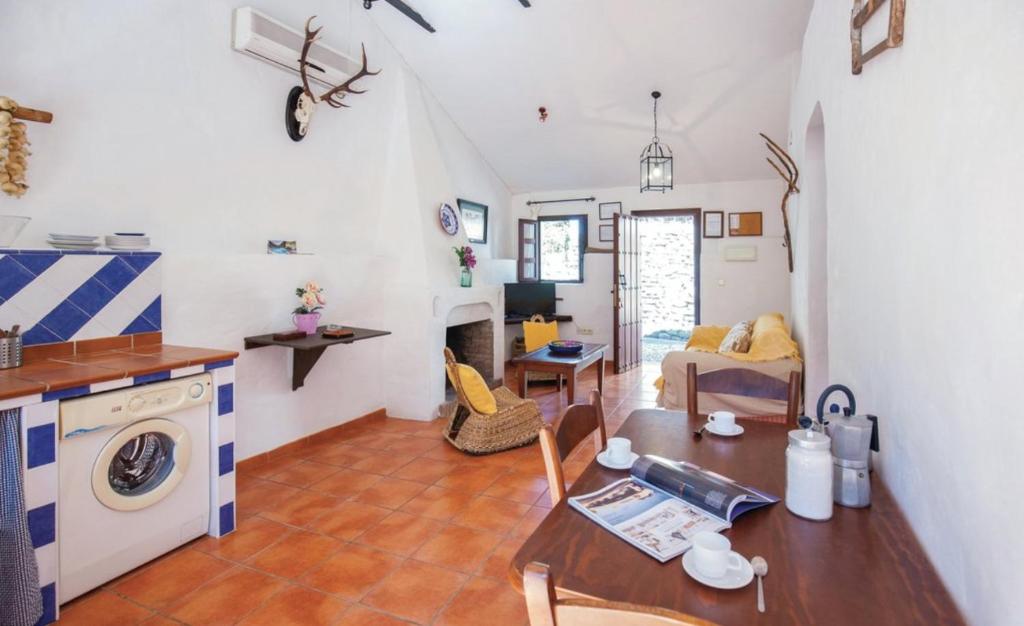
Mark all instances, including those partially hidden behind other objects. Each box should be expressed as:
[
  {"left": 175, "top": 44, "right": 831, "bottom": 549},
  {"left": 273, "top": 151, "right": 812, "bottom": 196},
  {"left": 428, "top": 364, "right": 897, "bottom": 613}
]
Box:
[{"left": 512, "top": 343, "right": 606, "bottom": 404}]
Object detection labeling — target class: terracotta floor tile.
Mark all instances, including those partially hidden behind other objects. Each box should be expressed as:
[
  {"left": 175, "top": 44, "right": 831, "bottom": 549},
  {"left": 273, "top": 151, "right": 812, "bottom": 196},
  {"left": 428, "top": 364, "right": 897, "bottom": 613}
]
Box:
[
  {"left": 307, "top": 500, "right": 393, "bottom": 540},
  {"left": 434, "top": 465, "right": 509, "bottom": 493},
  {"left": 310, "top": 443, "right": 376, "bottom": 467},
  {"left": 510, "top": 506, "right": 549, "bottom": 539},
  {"left": 246, "top": 530, "right": 345, "bottom": 578},
  {"left": 309, "top": 468, "right": 383, "bottom": 499},
  {"left": 434, "top": 576, "right": 529, "bottom": 626},
  {"left": 57, "top": 589, "right": 153, "bottom": 625},
  {"left": 412, "top": 524, "right": 503, "bottom": 573},
  {"left": 266, "top": 460, "right": 341, "bottom": 487},
  {"left": 168, "top": 567, "right": 285, "bottom": 625},
  {"left": 354, "top": 477, "right": 427, "bottom": 509},
  {"left": 235, "top": 479, "right": 304, "bottom": 519},
  {"left": 237, "top": 584, "right": 349, "bottom": 626},
  {"left": 300, "top": 544, "right": 403, "bottom": 600},
  {"left": 383, "top": 436, "right": 441, "bottom": 455},
  {"left": 356, "top": 510, "right": 444, "bottom": 556},
  {"left": 243, "top": 454, "right": 304, "bottom": 479},
  {"left": 139, "top": 616, "right": 180, "bottom": 626},
  {"left": 260, "top": 489, "right": 341, "bottom": 527},
  {"left": 482, "top": 471, "right": 549, "bottom": 504},
  {"left": 477, "top": 535, "right": 525, "bottom": 579},
  {"left": 399, "top": 485, "right": 476, "bottom": 521},
  {"left": 349, "top": 451, "right": 417, "bottom": 476},
  {"left": 342, "top": 432, "right": 408, "bottom": 451},
  {"left": 361, "top": 559, "right": 468, "bottom": 624},
  {"left": 390, "top": 457, "right": 459, "bottom": 484},
  {"left": 419, "top": 442, "right": 468, "bottom": 463},
  {"left": 113, "top": 548, "right": 232, "bottom": 609},
  {"left": 192, "top": 516, "right": 290, "bottom": 562},
  {"left": 451, "top": 496, "right": 531, "bottom": 535},
  {"left": 336, "top": 605, "right": 417, "bottom": 626}
]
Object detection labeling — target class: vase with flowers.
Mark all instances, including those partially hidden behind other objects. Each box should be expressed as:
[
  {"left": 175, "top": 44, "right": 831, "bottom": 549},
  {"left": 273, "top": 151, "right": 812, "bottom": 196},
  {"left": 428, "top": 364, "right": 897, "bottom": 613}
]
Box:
[
  {"left": 293, "top": 281, "right": 326, "bottom": 335},
  {"left": 453, "top": 245, "right": 476, "bottom": 287}
]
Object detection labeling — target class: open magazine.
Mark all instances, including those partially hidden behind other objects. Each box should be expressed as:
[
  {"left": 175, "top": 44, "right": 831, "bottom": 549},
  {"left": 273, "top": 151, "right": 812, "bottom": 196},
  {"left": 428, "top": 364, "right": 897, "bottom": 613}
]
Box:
[{"left": 567, "top": 455, "right": 778, "bottom": 562}]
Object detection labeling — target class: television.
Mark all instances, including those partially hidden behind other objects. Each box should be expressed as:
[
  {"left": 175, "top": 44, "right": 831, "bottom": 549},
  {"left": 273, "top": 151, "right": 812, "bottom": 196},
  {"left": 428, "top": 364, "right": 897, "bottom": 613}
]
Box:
[{"left": 505, "top": 282, "right": 556, "bottom": 318}]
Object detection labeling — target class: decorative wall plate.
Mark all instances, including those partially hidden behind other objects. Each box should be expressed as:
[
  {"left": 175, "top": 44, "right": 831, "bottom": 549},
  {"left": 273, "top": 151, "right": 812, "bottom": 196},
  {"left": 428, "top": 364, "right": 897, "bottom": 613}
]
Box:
[{"left": 439, "top": 203, "right": 459, "bottom": 235}]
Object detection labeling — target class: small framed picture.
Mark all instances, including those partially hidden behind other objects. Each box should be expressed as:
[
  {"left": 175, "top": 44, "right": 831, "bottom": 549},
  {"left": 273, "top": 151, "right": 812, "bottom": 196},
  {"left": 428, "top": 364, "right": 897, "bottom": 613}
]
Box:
[
  {"left": 703, "top": 211, "right": 724, "bottom": 238},
  {"left": 267, "top": 240, "right": 297, "bottom": 254},
  {"left": 599, "top": 202, "right": 621, "bottom": 221},
  {"left": 598, "top": 224, "right": 614, "bottom": 242},
  {"left": 457, "top": 199, "right": 488, "bottom": 244}
]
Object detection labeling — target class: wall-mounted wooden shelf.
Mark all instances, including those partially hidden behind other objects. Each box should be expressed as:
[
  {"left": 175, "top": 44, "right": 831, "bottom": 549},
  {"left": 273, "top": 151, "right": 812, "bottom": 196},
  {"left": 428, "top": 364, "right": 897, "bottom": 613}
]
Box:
[{"left": 243, "top": 325, "right": 391, "bottom": 390}]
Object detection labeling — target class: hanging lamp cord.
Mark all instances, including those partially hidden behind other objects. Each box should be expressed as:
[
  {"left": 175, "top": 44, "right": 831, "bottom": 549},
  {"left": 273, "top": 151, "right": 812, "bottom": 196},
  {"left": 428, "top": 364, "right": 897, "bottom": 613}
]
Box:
[{"left": 652, "top": 96, "right": 659, "bottom": 144}]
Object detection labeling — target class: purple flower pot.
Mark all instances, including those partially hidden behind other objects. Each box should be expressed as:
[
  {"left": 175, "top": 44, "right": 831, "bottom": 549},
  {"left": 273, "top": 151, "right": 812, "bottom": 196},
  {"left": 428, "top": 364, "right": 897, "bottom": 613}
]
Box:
[{"left": 293, "top": 312, "right": 321, "bottom": 335}]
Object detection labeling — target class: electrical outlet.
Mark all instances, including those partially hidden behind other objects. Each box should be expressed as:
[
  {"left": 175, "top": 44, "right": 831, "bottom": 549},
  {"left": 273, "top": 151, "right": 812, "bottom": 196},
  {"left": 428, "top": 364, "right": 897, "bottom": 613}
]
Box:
[{"left": 578, "top": 328, "right": 594, "bottom": 336}]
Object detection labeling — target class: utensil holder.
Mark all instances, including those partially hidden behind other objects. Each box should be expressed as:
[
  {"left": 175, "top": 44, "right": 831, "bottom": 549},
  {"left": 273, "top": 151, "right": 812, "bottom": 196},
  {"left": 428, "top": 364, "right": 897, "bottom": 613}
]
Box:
[{"left": 0, "top": 336, "right": 23, "bottom": 369}]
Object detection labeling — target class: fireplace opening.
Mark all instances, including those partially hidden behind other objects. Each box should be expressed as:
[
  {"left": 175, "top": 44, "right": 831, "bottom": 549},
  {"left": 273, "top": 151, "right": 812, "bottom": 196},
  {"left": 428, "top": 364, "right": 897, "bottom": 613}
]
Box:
[{"left": 445, "top": 319, "right": 496, "bottom": 398}]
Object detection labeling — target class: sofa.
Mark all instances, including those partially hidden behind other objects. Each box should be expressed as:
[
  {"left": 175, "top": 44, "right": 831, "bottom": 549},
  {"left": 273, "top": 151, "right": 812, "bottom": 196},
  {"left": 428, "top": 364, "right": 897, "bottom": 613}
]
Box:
[{"left": 656, "top": 313, "right": 803, "bottom": 422}]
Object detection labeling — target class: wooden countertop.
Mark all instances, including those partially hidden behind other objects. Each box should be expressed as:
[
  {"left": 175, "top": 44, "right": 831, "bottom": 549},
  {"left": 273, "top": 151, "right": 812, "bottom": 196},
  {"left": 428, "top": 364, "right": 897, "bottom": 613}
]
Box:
[{"left": 0, "top": 343, "right": 239, "bottom": 401}]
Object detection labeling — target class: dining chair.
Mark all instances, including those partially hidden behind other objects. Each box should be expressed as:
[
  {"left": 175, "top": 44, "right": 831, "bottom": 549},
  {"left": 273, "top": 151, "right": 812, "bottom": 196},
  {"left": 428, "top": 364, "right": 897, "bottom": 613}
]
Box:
[
  {"left": 538, "top": 389, "right": 606, "bottom": 506},
  {"left": 686, "top": 362, "right": 801, "bottom": 425},
  {"left": 524, "top": 562, "right": 718, "bottom": 626}
]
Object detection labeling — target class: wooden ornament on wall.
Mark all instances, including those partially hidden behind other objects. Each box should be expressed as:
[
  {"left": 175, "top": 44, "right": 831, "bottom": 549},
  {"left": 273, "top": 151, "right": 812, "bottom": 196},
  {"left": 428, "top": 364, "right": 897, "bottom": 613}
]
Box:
[
  {"left": 760, "top": 132, "right": 799, "bottom": 272},
  {"left": 851, "top": 0, "right": 905, "bottom": 75}
]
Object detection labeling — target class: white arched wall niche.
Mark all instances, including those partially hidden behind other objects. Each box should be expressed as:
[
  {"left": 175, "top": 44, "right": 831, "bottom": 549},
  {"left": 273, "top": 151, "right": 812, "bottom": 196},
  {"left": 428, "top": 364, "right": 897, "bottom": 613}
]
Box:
[{"left": 791, "top": 103, "right": 829, "bottom": 406}]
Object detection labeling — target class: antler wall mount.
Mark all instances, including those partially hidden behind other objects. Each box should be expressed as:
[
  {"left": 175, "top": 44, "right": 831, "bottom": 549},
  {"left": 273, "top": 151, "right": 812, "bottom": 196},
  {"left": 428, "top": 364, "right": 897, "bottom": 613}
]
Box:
[
  {"left": 286, "top": 16, "right": 381, "bottom": 142},
  {"left": 760, "top": 132, "right": 799, "bottom": 273}
]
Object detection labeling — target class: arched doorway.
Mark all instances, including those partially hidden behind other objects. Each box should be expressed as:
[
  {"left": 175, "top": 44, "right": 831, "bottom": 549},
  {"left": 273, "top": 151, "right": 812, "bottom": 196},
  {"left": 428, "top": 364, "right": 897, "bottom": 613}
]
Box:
[{"left": 803, "top": 104, "right": 829, "bottom": 404}]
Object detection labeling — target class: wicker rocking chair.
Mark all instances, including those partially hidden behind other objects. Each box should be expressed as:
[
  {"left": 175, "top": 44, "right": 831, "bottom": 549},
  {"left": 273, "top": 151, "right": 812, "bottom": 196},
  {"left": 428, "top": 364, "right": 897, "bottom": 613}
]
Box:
[{"left": 443, "top": 347, "right": 545, "bottom": 455}]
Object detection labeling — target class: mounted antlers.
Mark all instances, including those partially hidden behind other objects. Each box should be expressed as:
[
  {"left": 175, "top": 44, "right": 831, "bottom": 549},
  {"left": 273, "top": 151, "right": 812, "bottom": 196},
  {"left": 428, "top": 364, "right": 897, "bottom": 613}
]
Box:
[
  {"left": 760, "top": 132, "right": 800, "bottom": 273},
  {"left": 288, "top": 15, "right": 381, "bottom": 140}
]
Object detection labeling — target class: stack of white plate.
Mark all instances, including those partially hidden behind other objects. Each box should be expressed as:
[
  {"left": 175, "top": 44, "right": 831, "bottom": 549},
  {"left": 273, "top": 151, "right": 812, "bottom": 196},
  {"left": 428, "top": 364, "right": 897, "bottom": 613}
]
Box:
[
  {"left": 47, "top": 233, "right": 101, "bottom": 250},
  {"left": 105, "top": 233, "right": 150, "bottom": 251}
]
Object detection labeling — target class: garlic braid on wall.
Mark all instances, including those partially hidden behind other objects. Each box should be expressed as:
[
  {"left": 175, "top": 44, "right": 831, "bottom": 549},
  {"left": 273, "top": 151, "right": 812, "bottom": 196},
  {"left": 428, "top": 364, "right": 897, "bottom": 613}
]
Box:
[{"left": 0, "top": 96, "right": 30, "bottom": 198}]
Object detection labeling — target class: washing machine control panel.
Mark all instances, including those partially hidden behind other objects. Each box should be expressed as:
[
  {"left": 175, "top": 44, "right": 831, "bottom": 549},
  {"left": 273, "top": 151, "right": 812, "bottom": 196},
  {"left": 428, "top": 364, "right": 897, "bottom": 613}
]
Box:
[{"left": 59, "top": 374, "right": 214, "bottom": 439}]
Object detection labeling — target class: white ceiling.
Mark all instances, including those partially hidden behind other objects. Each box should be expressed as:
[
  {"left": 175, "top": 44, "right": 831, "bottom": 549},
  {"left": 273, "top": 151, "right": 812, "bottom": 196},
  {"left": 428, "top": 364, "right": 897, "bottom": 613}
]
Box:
[{"left": 367, "top": 0, "right": 813, "bottom": 193}]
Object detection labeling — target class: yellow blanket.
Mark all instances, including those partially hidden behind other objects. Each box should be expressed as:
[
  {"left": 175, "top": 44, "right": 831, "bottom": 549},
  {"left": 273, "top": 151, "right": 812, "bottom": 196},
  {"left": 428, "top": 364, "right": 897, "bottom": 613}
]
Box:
[{"left": 653, "top": 314, "right": 801, "bottom": 390}]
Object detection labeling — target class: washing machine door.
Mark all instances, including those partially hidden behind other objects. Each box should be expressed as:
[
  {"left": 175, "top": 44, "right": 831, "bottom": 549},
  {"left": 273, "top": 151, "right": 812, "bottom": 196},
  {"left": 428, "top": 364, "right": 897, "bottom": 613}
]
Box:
[{"left": 92, "top": 418, "right": 192, "bottom": 512}]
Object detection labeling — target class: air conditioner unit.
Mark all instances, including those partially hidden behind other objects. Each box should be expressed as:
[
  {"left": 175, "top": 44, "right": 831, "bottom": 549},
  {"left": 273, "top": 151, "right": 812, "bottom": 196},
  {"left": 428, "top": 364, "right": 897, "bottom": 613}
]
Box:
[{"left": 231, "top": 7, "right": 360, "bottom": 89}]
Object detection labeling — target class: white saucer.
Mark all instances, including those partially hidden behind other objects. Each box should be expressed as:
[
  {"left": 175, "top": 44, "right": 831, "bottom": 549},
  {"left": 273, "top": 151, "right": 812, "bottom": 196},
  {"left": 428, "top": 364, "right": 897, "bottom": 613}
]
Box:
[
  {"left": 682, "top": 550, "right": 754, "bottom": 590},
  {"left": 596, "top": 450, "right": 639, "bottom": 470},
  {"left": 706, "top": 421, "right": 744, "bottom": 437}
]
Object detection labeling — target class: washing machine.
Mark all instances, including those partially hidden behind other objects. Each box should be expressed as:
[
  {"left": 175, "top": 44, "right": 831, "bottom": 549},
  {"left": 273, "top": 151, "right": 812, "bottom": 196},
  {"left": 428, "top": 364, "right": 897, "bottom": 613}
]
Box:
[{"left": 58, "top": 374, "right": 213, "bottom": 603}]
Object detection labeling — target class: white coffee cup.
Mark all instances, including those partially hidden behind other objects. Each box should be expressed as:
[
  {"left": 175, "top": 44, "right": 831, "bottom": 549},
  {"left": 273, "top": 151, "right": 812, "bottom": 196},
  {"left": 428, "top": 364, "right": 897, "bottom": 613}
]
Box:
[
  {"left": 606, "top": 437, "right": 632, "bottom": 465},
  {"left": 709, "top": 411, "right": 737, "bottom": 432},
  {"left": 691, "top": 532, "right": 743, "bottom": 579}
]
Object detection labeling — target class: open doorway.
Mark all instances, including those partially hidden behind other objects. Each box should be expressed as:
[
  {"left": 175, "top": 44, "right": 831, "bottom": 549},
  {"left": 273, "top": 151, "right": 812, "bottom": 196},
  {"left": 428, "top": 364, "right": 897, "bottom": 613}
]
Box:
[
  {"left": 802, "top": 104, "right": 829, "bottom": 402},
  {"left": 634, "top": 209, "right": 701, "bottom": 363}
]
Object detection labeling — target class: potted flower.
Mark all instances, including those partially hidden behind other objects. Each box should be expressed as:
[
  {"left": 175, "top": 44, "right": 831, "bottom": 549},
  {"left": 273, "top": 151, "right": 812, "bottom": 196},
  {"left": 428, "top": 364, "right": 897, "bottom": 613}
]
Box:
[
  {"left": 453, "top": 245, "right": 477, "bottom": 287},
  {"left": 293, "top": 281, "right": 325, "bottom": 335}
]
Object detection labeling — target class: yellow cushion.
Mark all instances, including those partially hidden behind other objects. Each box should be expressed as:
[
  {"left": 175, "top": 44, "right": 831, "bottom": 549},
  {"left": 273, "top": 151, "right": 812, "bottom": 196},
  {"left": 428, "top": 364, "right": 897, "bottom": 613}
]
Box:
[
  {"left": 523, "top": 320, "right": 559, "bottom": 352},
  {"left": 446, "top": 363, "right": 497, "bottom": 415},
  {"left": 685, "top": 325, "right": 731, "bottom": 353},
  {"left": 752, "top": 312, "right": 786, "bottom": 340}
]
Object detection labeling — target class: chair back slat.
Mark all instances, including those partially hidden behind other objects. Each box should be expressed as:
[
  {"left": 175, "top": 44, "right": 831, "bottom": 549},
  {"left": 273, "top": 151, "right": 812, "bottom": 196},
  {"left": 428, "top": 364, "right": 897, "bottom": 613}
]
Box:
[
  {"left": 539, "top": 390, "right": 606, "bottom": 506},
  {"left": 686, "top": 361, "right": 802, "bottom": 425}
]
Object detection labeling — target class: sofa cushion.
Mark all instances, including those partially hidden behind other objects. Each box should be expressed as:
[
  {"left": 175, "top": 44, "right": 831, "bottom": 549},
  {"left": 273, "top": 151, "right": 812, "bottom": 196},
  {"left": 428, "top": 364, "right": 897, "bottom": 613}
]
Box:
[
  {"left": 685, "top": 325, "right": 731, "bottom": 353},
  {"left": 718, "top": 321, "right": 753, "bottom": 353}
]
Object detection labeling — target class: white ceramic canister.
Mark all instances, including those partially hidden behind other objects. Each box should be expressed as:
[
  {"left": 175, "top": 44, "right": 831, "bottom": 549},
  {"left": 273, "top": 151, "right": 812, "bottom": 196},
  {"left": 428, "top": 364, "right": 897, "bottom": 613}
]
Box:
[{"left": 785, "top": 429, "right": 833, "bottom": 521}]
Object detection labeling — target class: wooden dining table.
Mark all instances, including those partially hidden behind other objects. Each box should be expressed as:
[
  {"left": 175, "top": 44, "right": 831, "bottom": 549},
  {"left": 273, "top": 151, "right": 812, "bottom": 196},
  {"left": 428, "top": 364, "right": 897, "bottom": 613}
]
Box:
[{"left": 510, "top": 409, "right": 964, "bottom": 625}]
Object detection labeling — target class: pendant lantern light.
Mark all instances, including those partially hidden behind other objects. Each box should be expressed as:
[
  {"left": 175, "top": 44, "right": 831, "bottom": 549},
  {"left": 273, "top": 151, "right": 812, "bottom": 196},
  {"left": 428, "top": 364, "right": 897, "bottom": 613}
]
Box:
[{"left": 640, "top": 91, "right": 673, "bottom": 192}]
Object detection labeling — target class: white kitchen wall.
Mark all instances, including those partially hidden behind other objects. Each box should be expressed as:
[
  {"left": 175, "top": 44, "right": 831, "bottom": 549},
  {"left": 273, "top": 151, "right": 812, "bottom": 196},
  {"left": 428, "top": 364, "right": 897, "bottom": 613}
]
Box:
[
  {"left": 0, "top": 0, "right": 511, "bottom": 458},
  {"left": 504, "top": 180, "right": 792, "bottom": 355},
  {"left": 788, "top": 2, "right": 1024, "bottom": 623}
]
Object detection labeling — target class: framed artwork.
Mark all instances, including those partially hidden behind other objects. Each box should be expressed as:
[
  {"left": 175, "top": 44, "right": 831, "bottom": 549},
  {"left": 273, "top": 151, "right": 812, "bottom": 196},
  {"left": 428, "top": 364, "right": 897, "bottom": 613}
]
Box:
[
  {"left": 599, "top": 202, "right": 621, "bottom": 221},
  {"left": 457, "top": 199, "right": 488, "bottom": 243},
  {"left": 267, "top": 240, "right": 297, "bottom": 254},
  {"left": 703, "top": 211, "right": 724, "bottom": 238},
  {"left": 728, "top": 212, "right": 763, "bottom": 237},
  {"left": 598, "top": 224, "right": 614, "bottom": 242},
  {"left": 851, "top": 0, "right": 905, "bottom": 75}
]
